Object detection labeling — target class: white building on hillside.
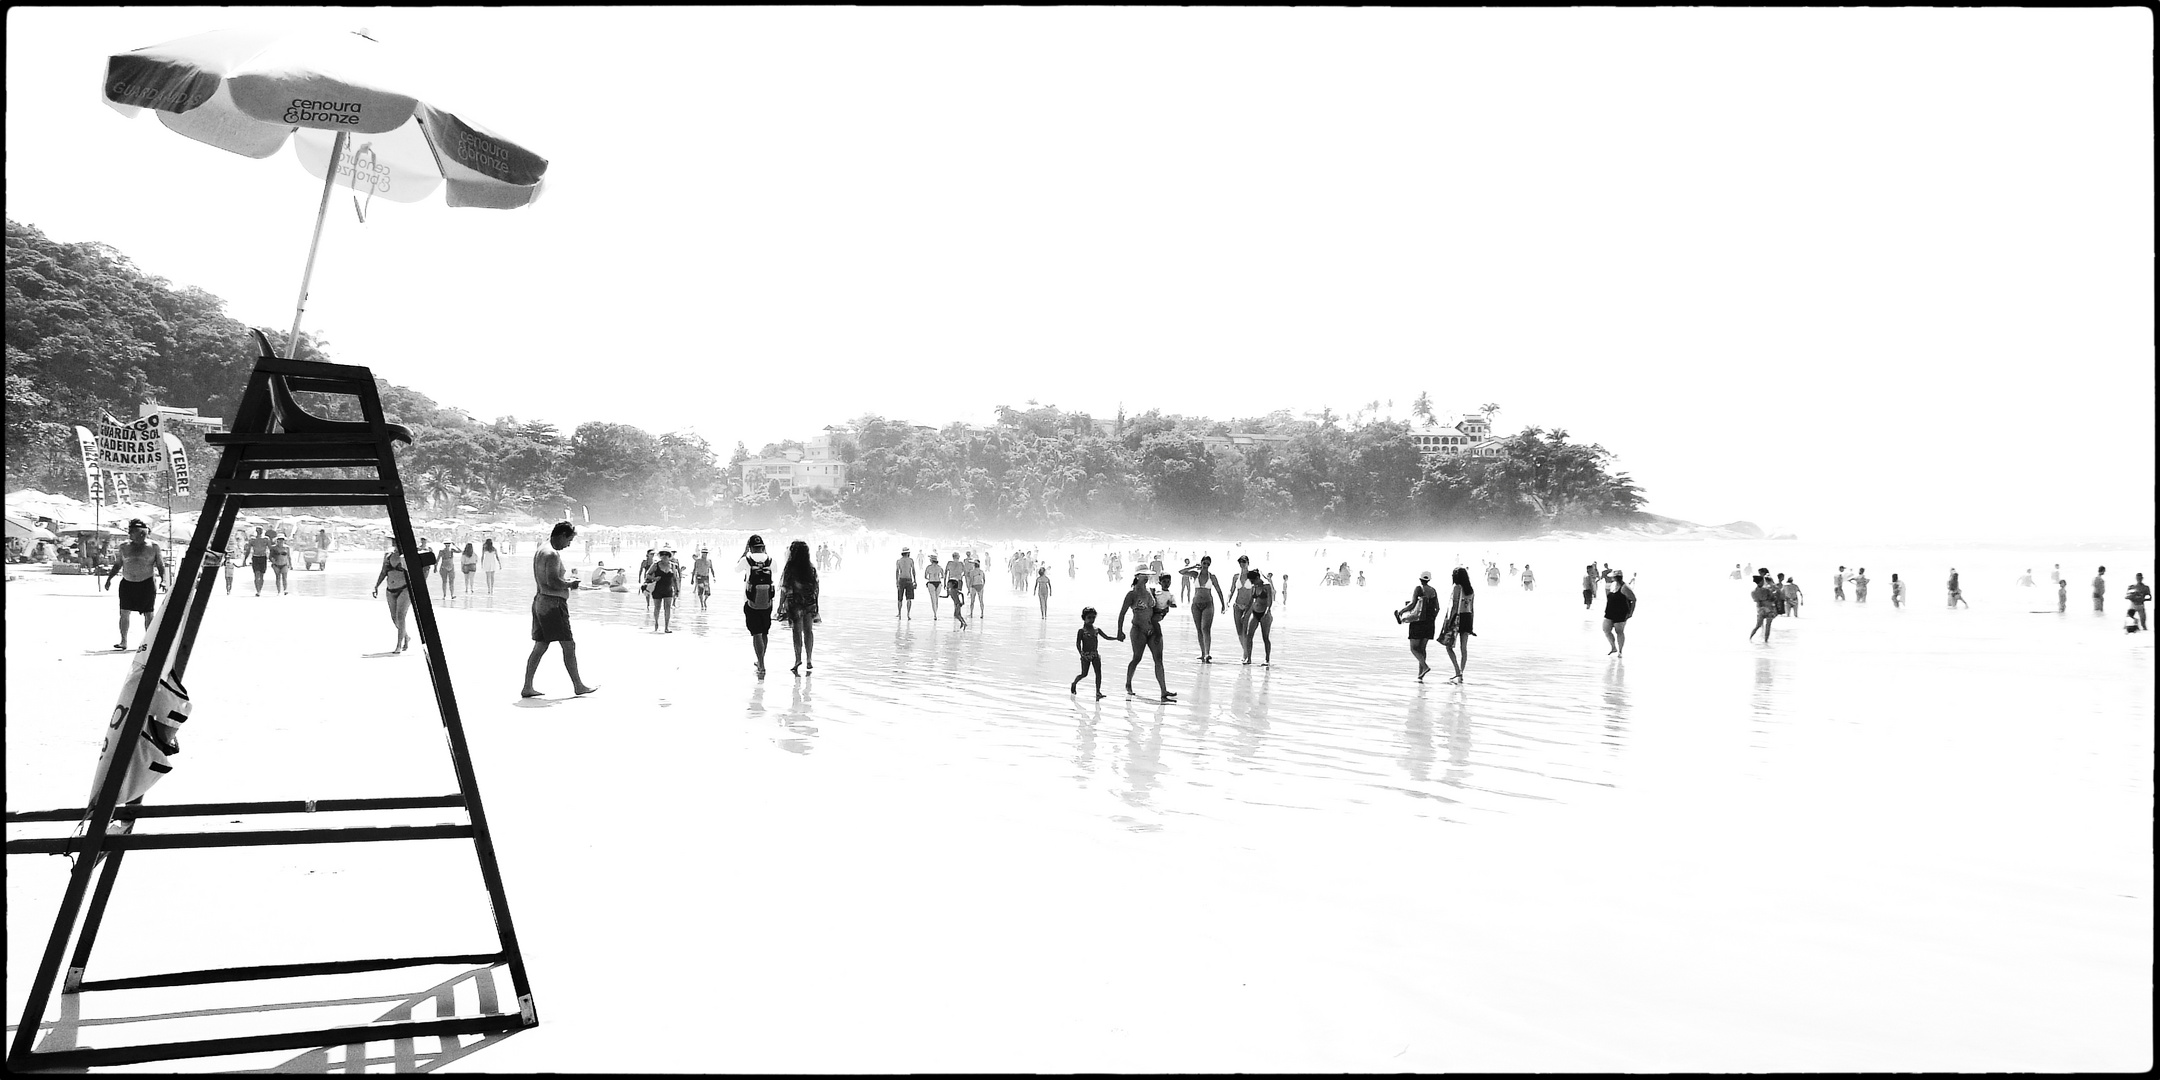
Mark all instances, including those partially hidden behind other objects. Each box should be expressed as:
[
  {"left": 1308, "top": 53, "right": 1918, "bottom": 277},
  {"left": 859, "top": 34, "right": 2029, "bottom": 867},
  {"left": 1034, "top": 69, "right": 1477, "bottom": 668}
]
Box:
[{"left": 1409, "top": 412, "right": 1504, "bottom": 460}]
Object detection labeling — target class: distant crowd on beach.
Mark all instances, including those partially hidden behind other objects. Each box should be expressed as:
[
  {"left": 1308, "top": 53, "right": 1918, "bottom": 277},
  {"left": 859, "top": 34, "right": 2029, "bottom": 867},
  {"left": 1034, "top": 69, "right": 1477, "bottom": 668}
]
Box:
[{"left": 1736, "top": 561, "right": 2148, "bottom": 640}]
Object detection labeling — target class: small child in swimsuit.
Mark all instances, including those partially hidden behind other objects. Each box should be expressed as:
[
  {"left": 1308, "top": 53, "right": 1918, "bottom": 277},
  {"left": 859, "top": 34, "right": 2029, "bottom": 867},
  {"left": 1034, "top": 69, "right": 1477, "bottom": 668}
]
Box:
[{"left": 1071, "top": 607, "right": 1116, "bottom": 697}]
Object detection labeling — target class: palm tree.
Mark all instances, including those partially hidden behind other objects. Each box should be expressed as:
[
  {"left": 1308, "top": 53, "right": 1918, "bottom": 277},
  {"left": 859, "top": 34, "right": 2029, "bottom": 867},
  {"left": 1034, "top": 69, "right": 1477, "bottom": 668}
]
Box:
[{"left": 1412, "top": 392, "right": 1433, "bottom": 422}]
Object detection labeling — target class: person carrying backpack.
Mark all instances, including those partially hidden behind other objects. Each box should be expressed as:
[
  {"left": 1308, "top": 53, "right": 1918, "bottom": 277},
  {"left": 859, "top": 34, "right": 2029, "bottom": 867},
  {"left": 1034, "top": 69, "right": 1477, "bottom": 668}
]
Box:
[{"left": 738, "top": 534, "right": 777, "bottom": 678}]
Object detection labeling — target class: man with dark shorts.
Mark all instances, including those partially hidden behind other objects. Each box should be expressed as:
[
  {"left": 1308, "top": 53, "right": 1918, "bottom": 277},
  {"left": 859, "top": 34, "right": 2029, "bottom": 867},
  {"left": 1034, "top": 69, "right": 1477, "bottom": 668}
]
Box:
[
  {"left": 246, "top": 525, "right": 272, "bottom": 595},
  {"left": 895, "top": 546, "right": 917, "bottom": 619},
  {"left": 102, "top": 518, "right": 166, "bottom": 651},
  {"left": 522, "top": 521, "right": 597, "bottom": 698},
  {"left": 1401, "top": 571, "right": 1440, "bottom": 681}
]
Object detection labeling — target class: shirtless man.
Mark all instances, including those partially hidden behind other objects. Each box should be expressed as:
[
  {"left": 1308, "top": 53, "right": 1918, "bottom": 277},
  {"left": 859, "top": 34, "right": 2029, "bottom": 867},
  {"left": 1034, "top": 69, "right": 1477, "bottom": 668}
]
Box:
[
  {"left": 895, "top": 546, "right": 917, "bottom": 619},
  {"left": 692, "top": 547, "right": 715, "bottom": 611},
  {"left": 522, "top": 521, "right": 597, "bottom": 698},
  {"left": 246, "top": 526, "right": 272, "bottom": 595},
  {"left": 101, "top": 518, "right": 166, "bottom": 651},
  {"left": 2092, "top": 566, "right": 2107, "bottom": 612}
]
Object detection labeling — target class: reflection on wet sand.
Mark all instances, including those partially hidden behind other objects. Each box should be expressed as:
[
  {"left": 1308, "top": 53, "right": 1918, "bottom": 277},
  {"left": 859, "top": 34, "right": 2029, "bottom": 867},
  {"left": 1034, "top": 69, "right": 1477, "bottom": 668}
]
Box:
[
  {"left": 1398, "top": 693, "right": 1435, "bottom": 785},
  {"left": 1227, "top": 669, "right": 1272, "bottom": 766},
  {"left": 1602, "top": 661, "right": 1628, "bottom": 749}
]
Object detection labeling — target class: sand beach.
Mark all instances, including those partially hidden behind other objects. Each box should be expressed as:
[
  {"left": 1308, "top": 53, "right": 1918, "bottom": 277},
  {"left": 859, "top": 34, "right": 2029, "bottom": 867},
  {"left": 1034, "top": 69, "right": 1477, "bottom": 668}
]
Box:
[{"left": 5, "top": 536, "right": 2153, "bottom": 1071}]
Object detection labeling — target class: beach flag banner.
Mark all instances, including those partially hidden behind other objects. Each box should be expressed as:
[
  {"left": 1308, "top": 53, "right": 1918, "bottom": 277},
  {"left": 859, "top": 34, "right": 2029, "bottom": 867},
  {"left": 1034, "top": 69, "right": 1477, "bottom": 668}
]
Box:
[
  {"left": 162, "top": 433, "right": 192, "bottom": 497},
  {"left": 106, "top": 470, "right": 131, "bottom": 508},
  {"left": 96, "top": 412, "right": 167, "bottom": 472},
  {"left": 74, "top": 425, "right": 103, "bottom": 504}
]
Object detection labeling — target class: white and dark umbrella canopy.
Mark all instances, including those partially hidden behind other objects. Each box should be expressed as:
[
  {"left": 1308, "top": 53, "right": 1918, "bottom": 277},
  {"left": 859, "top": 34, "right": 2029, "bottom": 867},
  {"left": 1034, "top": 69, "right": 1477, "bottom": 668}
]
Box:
[
  {"left": 4, "top": 513, "right": 61, "bottom": 542},
  {"left": 102, "top": 26, "right": 547, "bottom": 208}
]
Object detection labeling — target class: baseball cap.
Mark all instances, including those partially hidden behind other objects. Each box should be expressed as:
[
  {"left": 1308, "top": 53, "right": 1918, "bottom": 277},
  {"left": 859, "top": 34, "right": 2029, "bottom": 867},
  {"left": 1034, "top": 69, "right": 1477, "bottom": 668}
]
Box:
[{"left": 1419, "top": 570, "right": 1432, "bottom": 581}]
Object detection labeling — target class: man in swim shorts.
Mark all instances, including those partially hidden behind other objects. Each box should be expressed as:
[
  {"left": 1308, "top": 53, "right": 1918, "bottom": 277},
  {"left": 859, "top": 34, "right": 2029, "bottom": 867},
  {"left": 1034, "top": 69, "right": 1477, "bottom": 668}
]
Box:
[
  {"left": 246, "top": 525, "right": 272, "bottom": 595},
  {"left": 895, "top": 546, "right": 917, "bottom": 619},
  {"left": 522, "top": 521, "right": 596, "bottom": 698},
  {"left": 102, "top": 518, "right": 166, "bottom": 651}
]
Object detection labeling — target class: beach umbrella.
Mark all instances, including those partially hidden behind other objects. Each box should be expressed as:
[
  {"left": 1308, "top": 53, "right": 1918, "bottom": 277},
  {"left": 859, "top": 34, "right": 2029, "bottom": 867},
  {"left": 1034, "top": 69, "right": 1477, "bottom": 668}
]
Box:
[
  {"left": 60, "top": 524, "right": 131, "bottom": 539},
  {"left": 4, "top": 490, "right": 91, "bottom": 521},
  {"left": 4, "top": 513, "right": 59, "bottom": 542},
  {"left": 102, "top": 26, "right": 548, "bottom": 357}
]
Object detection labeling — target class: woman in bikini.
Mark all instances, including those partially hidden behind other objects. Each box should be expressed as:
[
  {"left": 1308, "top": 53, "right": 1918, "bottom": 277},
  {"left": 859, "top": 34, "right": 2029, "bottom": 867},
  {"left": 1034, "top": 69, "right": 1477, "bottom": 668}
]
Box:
[
  {"left": 1178, "top": 555, "right": 1228, "bottom": 662},
  {"left": 1244, "top": 568, "right": 1275, "bottom": 665},
  {"left": 370, "top": 540, "right": 414, "bottom": 653}
]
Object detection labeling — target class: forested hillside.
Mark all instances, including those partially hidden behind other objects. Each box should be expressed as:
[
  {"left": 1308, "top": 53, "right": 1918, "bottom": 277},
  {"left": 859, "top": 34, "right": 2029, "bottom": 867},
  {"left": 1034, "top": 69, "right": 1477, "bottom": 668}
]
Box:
[{"left": 5, "top": 218, "right": 1646, "bottom": 537}]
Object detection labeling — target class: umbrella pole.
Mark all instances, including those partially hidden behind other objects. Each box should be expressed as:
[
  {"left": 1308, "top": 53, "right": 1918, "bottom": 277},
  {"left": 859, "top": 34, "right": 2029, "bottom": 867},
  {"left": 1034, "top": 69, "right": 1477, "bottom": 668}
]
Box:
[{"left": 285, "top": 129, "right": 350, "bottom": 359}]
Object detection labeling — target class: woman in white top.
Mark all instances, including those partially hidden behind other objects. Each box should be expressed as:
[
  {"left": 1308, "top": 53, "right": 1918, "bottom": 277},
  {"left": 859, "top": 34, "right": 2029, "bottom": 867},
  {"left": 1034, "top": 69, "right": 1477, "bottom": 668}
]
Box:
[{"left": 479, "top": 538, "right": 502, "bottom": 594}]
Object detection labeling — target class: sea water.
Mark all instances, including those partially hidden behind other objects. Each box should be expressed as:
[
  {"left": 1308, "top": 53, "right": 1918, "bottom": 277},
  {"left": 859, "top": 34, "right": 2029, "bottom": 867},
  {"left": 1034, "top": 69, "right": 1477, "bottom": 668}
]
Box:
[{"left": 230, "top": 535, "right": 2149, "bottom": 1068}]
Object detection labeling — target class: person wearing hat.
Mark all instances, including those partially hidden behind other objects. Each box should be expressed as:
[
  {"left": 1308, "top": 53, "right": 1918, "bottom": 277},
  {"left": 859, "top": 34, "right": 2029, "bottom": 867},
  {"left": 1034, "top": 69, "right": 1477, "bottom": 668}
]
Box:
[
  {"left": 895, "top": 546, "right": 918, "bottom": 619},
  {"left": 647, "top": 549, "right": 680, "bottom": 633},
  {"left": 738, "top": 535, "right": 778, "bottom": 676},
  {"left": 692, "top": 546, "right": 715, "bottom": 611},
  {"left": 269, "top": 532, "right": 294, "bottom": 595},
  {"left": 102, "top": 518, "right": 167, "bottom": 651},
  {"left": 1396, "top": 570, "right": 1441, "bottom": 681}
]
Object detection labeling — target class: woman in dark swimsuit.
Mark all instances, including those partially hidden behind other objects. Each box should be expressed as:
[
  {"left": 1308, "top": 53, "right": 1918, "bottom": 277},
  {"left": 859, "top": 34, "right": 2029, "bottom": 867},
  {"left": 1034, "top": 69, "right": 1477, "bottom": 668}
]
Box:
[
  {"left": 370, "top": 541, "right": 414, "bottom": 653},
  {"left": 1116, "top": 573, "right": 1174, "bottom": 700}
]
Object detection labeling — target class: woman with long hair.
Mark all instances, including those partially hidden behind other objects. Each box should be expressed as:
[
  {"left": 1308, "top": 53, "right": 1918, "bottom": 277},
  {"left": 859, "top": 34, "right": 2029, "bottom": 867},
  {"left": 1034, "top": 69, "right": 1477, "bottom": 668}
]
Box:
[
  {"left": 479, "top": 537, "right": 501, "bottom": 594},
  {"left": 460, "top": 542, "right": 479, "bottom": 594},
  {"left": 780, "top": 539, "right": 820, "bottom": 675},
  {"left": 370, "top": 538, "right": 414, "bottom": 654},
  {"left": 1440, "top": 566, "right": 1476, "bottom": 683}
]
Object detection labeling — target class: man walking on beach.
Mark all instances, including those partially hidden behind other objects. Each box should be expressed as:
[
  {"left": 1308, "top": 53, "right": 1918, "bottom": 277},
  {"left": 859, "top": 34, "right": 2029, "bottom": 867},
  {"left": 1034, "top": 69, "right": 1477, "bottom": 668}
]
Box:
[
  {"left": 102, "top": 518, "right": 166, "bottom": 651},
  {"left": 2093, "top": 566, "right": 2107, "bottom": 612},
  {"left": 895, "top": 546, "right": 917, "bottom": 619},
  {"left": 523, "top": 521, "right": 597, "bottom": 699},
  {"left": 1834, "top": 566, "right": 1847, "bottom": 601},
  {"left": 247, "top": 525, "right": 272, "bottom": 595}
]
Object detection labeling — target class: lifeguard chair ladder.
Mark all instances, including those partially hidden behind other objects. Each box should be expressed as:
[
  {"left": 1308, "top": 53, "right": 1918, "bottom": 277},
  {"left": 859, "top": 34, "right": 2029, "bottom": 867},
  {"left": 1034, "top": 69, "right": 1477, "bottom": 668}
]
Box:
[{"left": 5, "top": 331, "right": 537, "bottom": 1069}]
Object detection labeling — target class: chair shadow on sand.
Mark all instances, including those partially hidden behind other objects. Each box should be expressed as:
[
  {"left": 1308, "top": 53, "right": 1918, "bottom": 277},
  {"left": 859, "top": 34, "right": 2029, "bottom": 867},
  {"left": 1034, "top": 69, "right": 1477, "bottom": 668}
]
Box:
[{"left": 8, "top": 964, "right": 524, "bottom": 1073}]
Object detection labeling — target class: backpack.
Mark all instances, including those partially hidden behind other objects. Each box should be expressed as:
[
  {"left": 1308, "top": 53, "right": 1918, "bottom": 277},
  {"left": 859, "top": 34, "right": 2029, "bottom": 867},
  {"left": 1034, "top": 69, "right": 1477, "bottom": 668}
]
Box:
[{"left": 745, "top": 558, "right": 775, "bottom": 610}]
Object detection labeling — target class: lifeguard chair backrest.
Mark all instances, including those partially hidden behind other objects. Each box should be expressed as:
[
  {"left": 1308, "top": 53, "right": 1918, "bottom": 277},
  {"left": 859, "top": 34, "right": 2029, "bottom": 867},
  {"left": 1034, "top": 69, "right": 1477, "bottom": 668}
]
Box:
[{"left": 248, "top": 329, "right": 413, "bottom": 445}]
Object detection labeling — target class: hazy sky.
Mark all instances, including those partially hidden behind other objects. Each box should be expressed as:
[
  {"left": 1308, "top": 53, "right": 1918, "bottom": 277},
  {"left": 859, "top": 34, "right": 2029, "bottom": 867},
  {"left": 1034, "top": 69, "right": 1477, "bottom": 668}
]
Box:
[{"left": 6, "top": 7, "right": 2152, "bottom": 543}]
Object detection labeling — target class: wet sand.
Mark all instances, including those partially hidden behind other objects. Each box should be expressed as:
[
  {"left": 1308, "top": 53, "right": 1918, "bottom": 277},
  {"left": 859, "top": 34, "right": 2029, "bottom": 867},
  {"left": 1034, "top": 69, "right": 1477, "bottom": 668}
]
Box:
[{"left": 5, "top": 537, "right": 2151, "bottom": 1071}]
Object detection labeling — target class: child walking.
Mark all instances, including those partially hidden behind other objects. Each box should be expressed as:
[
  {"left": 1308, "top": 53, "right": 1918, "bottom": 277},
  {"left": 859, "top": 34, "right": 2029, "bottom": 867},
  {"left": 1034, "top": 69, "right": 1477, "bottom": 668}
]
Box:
[
  {"left": 1071, "top": 607, "right": 1117, "bottom": 698},
  {"left": 1035, "top": 566, "right": 1054, "bottom": 618}
]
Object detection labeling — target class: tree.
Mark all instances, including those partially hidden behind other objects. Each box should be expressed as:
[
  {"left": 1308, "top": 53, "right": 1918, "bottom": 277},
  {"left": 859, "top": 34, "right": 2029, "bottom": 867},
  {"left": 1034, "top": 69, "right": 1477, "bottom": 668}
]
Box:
[{"left": 1411, "top": 391, "right": 1433, "bottom": 422}]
